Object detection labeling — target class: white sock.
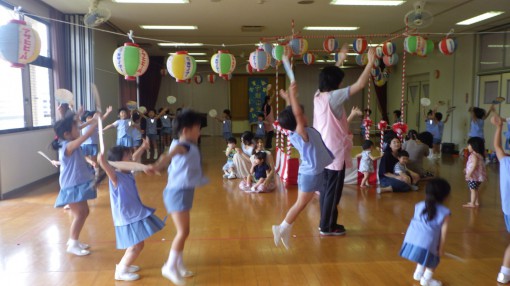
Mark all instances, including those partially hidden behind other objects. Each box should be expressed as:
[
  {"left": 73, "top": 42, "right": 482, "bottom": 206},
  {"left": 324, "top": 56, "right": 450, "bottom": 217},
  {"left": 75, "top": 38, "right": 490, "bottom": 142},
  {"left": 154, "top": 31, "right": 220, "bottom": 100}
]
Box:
[
  {"left": 116, "top": 264, "right": 128, "bottom": 273},
  {"left": 67, "top": 239, "right": 78, "bottom": 247},
  {"left": 415, "top": 264, "right": 425, "bottom": 273},
  {"left": 176, "top": 252, "right": 185, "bottom": 271},
  {"left": 280, "top": 220, "right": 292, "bottom": 232},
  {"left": 168, "top": 249, "right": 180, "bottom": 270},
  {"left": 423, "top": 269, "right": 434, "bottom": 280},
  {"left": 501, "top": 266, "right": 510, "bottom": 276}
]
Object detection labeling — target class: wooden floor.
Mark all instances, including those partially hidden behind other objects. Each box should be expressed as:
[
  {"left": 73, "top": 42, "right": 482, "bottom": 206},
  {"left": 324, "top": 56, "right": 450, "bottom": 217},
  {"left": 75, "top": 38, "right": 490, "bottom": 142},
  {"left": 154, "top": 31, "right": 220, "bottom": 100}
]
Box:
[{"left": 0, "top": 136, "right": 507, "bottom": 285}]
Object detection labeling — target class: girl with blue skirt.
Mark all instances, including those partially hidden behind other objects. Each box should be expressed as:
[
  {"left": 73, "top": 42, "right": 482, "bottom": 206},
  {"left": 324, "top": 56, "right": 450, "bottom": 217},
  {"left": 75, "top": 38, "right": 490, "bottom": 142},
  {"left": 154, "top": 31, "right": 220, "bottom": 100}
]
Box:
[
  {"left": 400, "top": 178, "right": 451, "bottom": 286},
  {"left": 52, "top": 114, "right": 99, "bottom": 256},
  {"left": 98, "top": 139, "right": 164, "bottom": 281}
]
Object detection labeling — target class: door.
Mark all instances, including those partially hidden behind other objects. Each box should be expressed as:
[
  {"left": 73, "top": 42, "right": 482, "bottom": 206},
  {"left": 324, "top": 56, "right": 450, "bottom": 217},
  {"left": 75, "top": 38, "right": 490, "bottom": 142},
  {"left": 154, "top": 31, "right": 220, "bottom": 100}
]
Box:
[{"left": 405, "top": 74, "right": 429, "bottom": 132}]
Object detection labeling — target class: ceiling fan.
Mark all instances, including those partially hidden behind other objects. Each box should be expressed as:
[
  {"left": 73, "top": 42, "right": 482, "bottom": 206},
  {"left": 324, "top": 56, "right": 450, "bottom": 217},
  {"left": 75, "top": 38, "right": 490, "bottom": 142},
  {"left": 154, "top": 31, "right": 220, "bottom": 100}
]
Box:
[{"left": 83, "top": 0, "right": 111, "bottom": 27}]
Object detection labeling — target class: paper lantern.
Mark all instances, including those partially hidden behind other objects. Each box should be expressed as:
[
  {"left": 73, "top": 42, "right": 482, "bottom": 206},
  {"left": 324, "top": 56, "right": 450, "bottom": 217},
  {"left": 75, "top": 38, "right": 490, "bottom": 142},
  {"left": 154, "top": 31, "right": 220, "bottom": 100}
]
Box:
[
  {"left": 438, "top": 38, "right": 457, "bottom": 55},
  {"left": 372, "top": 57, "right": 380, "bottom": 68},
  {"left": 249, "top": 48, "right": 271, "bottom": 71},
  {"left": 194, "top": 74, "right": 203, "bottom": 84},
  {"left": 374, "top": 78, "right": 386, "bottom": 87},
  {"left": 113, "top": 42, "right": 150, "bottom": 81},
  {"left": 371, "top": 67, "right": 381, "bottom": 78},
  {"left": 382, "top": 41, "right": 396, "bottom": 56},
  {"left": 0, "top": 19, "right": 41, "bottom": 68},
  {"left": 417, "top": 39, "right": 435, "bottom": 57},
  {"left": 353, "top": 37, "right": 368, "bottom": 54},
  {"left": 211, "top": 50, "right": 236, "bottom": 76},
  {"left": 382, "top": 67, "right": 391, "bottom": 79},
  {"left": 272, "top": 44, "right": 292, "bottom": 61},
  {"left": 302, "top": 52, "right": 315, "bottom": 65},
  {"left": 289, "top": 37, "right": 308, "bottom": 56},
  {"left": 207, "top": 73, "right": 216, "bottom": 84},
  {"left": 404, "top": 36, "right": 425, "bottom": 54},
  {"left": 355, "top": 54, "right": 368, "bottom": 66},
  {"left": 392, "top": 122, "right": 408, "bottom": 136},
  {"left": 382, "top": 53, "right": 399, "bottom": 66},
  {"left": 375, "top": 46, "right": 383, "bottom": 59},
  {"left": 323, "top": 37, "right": 339, "bottom": 53},
  {"left": 246, "top": 63, "right": 253, "bottom": 74},
  {"left": 126, "top": 101, "right": 137, "bottom": 110},
  {"left": 262, "top": 42, "right": 273, "bottom": 54},
  {"left": 166, "top": 51, "right": 196, "bottom": 82},
  {"left": 222, "top": 73, "right": 232, "bottom": 80}
]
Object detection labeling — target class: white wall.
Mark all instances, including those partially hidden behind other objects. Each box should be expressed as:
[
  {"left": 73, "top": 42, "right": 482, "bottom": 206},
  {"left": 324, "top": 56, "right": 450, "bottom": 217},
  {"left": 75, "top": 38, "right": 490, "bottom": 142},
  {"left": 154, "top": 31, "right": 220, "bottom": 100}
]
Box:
[{"left": 386, "top": 35, "right": 475, "bottom": 148}]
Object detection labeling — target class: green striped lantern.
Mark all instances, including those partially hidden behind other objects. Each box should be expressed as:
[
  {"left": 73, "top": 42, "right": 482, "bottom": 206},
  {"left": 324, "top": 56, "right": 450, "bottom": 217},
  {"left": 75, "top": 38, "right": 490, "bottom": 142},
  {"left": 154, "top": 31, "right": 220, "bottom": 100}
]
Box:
[
  {"left": 112, "top": 42, "right": 149, "bottom": 81},
  {"left": 404, "top": 35, "right": 425, "bottom": 55},
  {"left": 166, "top": 51, "right": 197, "bottom": 82},
  {"left": 417, "top": 39, "right": 435, "bottom": 57},
  {"left": 210, "top": 50, "right": 236, "bottom": 77},
  {"left": 272, "top": 43, "right": 292, "bottom": 61}
]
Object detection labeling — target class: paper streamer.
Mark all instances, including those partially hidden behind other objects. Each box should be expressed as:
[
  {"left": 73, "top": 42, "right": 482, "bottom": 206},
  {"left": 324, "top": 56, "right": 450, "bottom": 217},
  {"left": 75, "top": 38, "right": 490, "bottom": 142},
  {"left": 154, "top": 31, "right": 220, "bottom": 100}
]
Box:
[
  {"left": 282, "top": 56, "right": 295, "bottom": 83},
  {"left": 98, "top": 117, "right": 104, "bottom": 153},
  {"left": 37, "top": 151, "right": 55, "bottom": 166},
  {"left": 92, "top": 83, "right": 102, "bottom": 112},
  {"left": 108, "top": 161, "right": 149, "bottom": 172}
]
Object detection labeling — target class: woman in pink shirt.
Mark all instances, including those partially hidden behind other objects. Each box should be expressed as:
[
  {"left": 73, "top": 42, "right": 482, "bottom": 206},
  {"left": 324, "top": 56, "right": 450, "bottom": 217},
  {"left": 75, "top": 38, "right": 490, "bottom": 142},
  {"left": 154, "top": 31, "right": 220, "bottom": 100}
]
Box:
[{"left": 313, "top": 46, "right": 375, "bottom": 236}]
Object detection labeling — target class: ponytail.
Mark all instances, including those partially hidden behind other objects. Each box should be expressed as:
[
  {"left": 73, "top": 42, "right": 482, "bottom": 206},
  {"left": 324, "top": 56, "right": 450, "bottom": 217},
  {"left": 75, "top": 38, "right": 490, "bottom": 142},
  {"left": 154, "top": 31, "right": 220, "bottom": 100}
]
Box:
[
  {"left": 421, "top": 178, "right": 451, "bottom": 221},
  {"left": 51, "top": 136, "right": 61, "bottom": 150}
]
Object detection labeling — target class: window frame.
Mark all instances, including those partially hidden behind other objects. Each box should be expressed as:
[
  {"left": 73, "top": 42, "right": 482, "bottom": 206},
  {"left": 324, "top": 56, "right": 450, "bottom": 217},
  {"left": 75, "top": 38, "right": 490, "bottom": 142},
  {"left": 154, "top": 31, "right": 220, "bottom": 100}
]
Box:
[{"left": 0, "top": 2, "right": 54, "bottom": 134}]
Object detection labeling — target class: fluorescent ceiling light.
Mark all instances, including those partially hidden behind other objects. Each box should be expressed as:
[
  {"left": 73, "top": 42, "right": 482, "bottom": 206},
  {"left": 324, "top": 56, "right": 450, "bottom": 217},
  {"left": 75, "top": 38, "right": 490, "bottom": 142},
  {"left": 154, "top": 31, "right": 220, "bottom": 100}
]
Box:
[
  {"left": 330, "top": 0, "right": 405, "bottom": 6},
  {"left": 140, "top": 25, "right": 197, "bottom": 30},
  {"left": 330, "top": 53, "right": 358, "bottom": 56},
  {"left": 113, "top": 0, "right": 189, "bottom": 3},
  {"left": 195, "top": 60, "right": 208, "bottom": 63},
  {"left": 158, "top": 43, "right": 204, "bottom": 47},
  {"left": 349, "top": 43, "right": 379, "bottom": 47},
  {"left": 169, "top": 52, "right": 207, "bottom": 56},
  {"left": 480, "top": 61, "right": 500, "bottom": 65},
  {"left": 456, "top": 11, "right": 504, "bottom": 25},
  {"left": 316, "top": 60, "right": 337, "bottom": 63},
  {"left": 488, "top": 44, "right": 510, "bottom": 48},
  {"left": 303, "top": 26, "right": 359, "bottom": 31}
]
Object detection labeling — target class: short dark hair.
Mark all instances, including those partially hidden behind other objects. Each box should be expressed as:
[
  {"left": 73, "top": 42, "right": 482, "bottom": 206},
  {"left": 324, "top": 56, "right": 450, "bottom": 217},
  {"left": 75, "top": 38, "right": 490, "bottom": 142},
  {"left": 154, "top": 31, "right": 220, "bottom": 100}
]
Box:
[
  {"left": 393, "top": 110, "right": 401, "bottom": 118},
  {"left": 278, "top": 106, "right": 297, "bottom": 131},
  {"left": 472, "top": 107, "right": 486, "bottom": 120},
  {"left": 435, "top": 112, "right": 443, "bottom": 121},
  {"left": 361, "top": 140, "right": 374, "bottom": 150},
  {"left": 118, "top": 107, "right": 128, "bottom": 114},
  {"left": 241, "top": 131, "right": 254, "bottom": 145},
  {"left": 406, "top": 130, "right": 418, "bottom": 141},
  {"left": 52, "top": 115, "right": 76, "bottom": 150},
  {"left": 132, "top": 111, "right": 141, "bottom": 122},
  {"left": 172, "top": 109, "right": 203, "bottom": 138},
  {"left": 227, "top": 137, "right": 237, "bottom": 144},
  {"left": 254, "top": 151, "right": 267, "bottom": 161},
  {"left": 397, "top": 150, "right": 409, "bottom": 158},
  {"left": 257, "top": 113, "right": 264, "bottom": 118},
  {"left": 107, "top": 146, "right": 132, "bottom": 162},
  {"left": 467, "top": 136, "right": 485, "bottom": 159},
  {"left": 418, "top": 132, "right": 433, "bottom": 148},
  {"left": 319, "top": 65, "right": 345, "bottom": 92}
]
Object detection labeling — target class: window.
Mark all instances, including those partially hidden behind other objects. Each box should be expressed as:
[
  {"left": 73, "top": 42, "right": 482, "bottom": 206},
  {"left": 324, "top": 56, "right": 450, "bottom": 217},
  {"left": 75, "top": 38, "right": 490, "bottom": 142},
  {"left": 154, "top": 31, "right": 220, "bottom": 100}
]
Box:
[{"left": 0, "top": 3, "right": 53, "bottom": 132}]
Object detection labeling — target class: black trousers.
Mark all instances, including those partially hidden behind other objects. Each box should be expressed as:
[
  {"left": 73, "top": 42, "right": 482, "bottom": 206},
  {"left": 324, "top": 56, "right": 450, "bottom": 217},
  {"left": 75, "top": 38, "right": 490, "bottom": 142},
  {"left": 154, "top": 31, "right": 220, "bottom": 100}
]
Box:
[
  {"left": 319, "top": 166, "right": 346, "bottom": 231},
  {"left": 265, "top": 131, "right": 274, "bottom": 149}
]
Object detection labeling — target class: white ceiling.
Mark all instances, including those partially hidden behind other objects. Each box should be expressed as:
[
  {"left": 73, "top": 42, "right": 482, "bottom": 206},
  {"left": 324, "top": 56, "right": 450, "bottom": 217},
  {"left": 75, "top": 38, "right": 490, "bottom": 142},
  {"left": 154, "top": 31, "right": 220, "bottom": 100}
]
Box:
[{"left": 40, "top": 0, "right": 510, "bottom": 62}]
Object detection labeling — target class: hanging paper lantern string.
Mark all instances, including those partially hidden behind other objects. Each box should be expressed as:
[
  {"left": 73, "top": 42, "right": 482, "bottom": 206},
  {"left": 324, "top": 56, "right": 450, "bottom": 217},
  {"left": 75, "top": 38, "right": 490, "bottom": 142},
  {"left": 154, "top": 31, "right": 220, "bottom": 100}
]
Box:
[
  {"left": 382, "top": 41, "right": 396, "bottom": 56},
  {"left": 113, "top": 42, "right": 150, "bottom": 81},
  {"left": 378, "top": 120, "right": 388, "bottom": 150},
  {"left": 323, "top": 37, "right": 339, "bottom": 53},
  {"left": 0, "top": 19, "right": 41, "bottom": 68},
  {"left": 289, "top": 36, "right": 308, "bottom": 56},
  {"left": 166, "top": 51, "right": 196, "bottom": 82},
  {"left": 302, "top": 52, "right": 315, "bottom": 65},
  {"left": 211, "top": 50, "right": 236, "bottom": 77},
  {"left": 438, "top": 37, "right": 457, "bottom": 55},
  {"left": 272, "top": 43, "right": 292, "bottom": 61},
  {"left": 400, "top": 26, "right": 409, "bottom": 127},
  {"left": 353, "top": 37, "right": 368, "bottom": 54}
]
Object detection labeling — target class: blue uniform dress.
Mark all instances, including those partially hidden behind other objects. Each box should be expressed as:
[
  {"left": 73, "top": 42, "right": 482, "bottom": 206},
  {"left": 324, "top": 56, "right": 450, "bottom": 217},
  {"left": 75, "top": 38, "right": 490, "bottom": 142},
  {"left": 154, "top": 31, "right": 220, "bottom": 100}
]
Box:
[
  {"left": 163, "top": 142, "right": 209, "bottom": 212},
  {"left": 55, "top": 141, "right": 96, "bottom": 207},
  {"left": 80, "top": 124, "right": 99, "bottom": 156},
  {"left": 114, "top": 119, "right": 132, "bottom": 147},
  {"left": 109, "top": 171, "right": 164, "bottom": 249},
  {"left": 499, "top": 157, "right": 510, "bottom": 231},
  {"left": 130, "top": 123, "right": 142, "bottom": 147},
  {"left": 358, "top": 150, "right": 373, "bottom": 173},
  {"left": 288, "top": 127, "right": 334, "bottom": 192},
  {"left": 255, "top": 120, "right": 265, "bottom": 139},
  {"left": 469, "top": 118, "right": 484, "bottom": 139},
  {"left": 400, "top": 201, "right": 451, "bottom": 268},
  {"left": 145, "top": 118, "right": 158, "bottom": 140},
  {"left": 160, "top": 115, "right": 172, "bottom": 135},
  {"left": 222, "top": 120, "right": 232, "bottom": 140}
]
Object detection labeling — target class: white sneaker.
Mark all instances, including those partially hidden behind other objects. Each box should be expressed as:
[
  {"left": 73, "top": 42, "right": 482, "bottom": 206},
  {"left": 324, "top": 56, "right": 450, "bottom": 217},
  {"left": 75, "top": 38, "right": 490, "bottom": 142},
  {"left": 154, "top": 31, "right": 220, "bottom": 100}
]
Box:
[
  {"left": 115, "top": 264, "right": 140, "bottom": 281},
  {"left": 178, "top": 268, "right": 194, "bottom": 278},
  {"left": 66, "top": 244, "right": 90, "bottom": 256},
  {"left": 250, "top": 186, "right": 257, "bottom": 192},
  {"left": 127, "top": 265, "right": 140, "bottom": 273},
  {"left": 223, "top": 174, "right": 229, "bottom": 178},
  {"left": 272, "top": 225, "right": 281, "bottom": 247},
  {"left": 162, "top": 263, "right": 185, "bottom": 285},
  {"left": 413, "top": 271, "right": 424, "bottom": 281},
  {"left": 67, "top": 240, "right": 89, "bottom": 250},
  {"left": 280, "top": 228, "right": 291, "bottom": 250},
  {"left": 420, "top": 277, "right": 442, "bottom": 286},
  {"left": 227, "top": 173, "right": 236, "bottom": 179},
  {"left": 498, "top": 272, "right": 510, "bottom": 283}
]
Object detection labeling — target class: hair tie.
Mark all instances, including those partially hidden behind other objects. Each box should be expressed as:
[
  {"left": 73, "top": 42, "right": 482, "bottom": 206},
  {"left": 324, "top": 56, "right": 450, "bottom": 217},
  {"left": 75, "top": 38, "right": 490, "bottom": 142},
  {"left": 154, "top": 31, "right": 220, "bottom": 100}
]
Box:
[{"left": 54, "top": 135, "right": 58, "bottom": 140}]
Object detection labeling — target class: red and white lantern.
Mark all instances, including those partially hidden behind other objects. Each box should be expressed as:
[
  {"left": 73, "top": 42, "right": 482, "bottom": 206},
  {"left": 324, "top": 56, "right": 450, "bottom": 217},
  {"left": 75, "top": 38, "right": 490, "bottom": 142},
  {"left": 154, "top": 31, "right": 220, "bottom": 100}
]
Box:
[
  {"left": 438, "top": 38, "right": 457, "bottom": 55},
  {"left": 323, "top": 37, "right": 339, "bottom": 53},
  {"left": 353, "top": 37, "right": 368, "bottom": 54},
  {"left": 302, "top": 52, "right": 315, "bottom": 65}
]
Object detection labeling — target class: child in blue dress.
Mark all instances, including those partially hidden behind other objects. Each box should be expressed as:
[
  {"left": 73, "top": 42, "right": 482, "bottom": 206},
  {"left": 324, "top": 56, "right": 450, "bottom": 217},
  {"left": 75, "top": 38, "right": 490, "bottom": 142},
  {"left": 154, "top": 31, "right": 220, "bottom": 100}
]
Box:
[
  {"left": 51, "top": 114, "right": 99, "bottom": 256},
  {"left": 490, "top": 115, "right": 510, "bottom": 284},
  {"left": 468, "top": 105, "right": 495, "bottom": 140},
  {"left": 104, "top": 108, "right": 133, "bottom": 148},
  {"left": 356, "top": 140, "right": 381, "bottom": 188},
  {"left": 149, "top": 109, "right": 208, "bottom": 285},
  {"left": 159, "top": 108, "right": 174, "bottom": 150},
  {"left": 130, "top": 111, "right": 143, "bottom": 149},
  {"left": 98, "top": 139, "right": 165, "bottom": 281},
  {"left": 214, "top": 109, "right": 232, "bottom": 142},
  {"left": 400, "top": 178, "right": 451, "bottom": 286},
  {"left": 141, "top": 108, "right": 167, "bottom": 160},
  {"left": 254, "top": 113, "right": 266, "bottom": 140},
  {"left": 272, "top": 81, "right": 334, "bottom": 249}
]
